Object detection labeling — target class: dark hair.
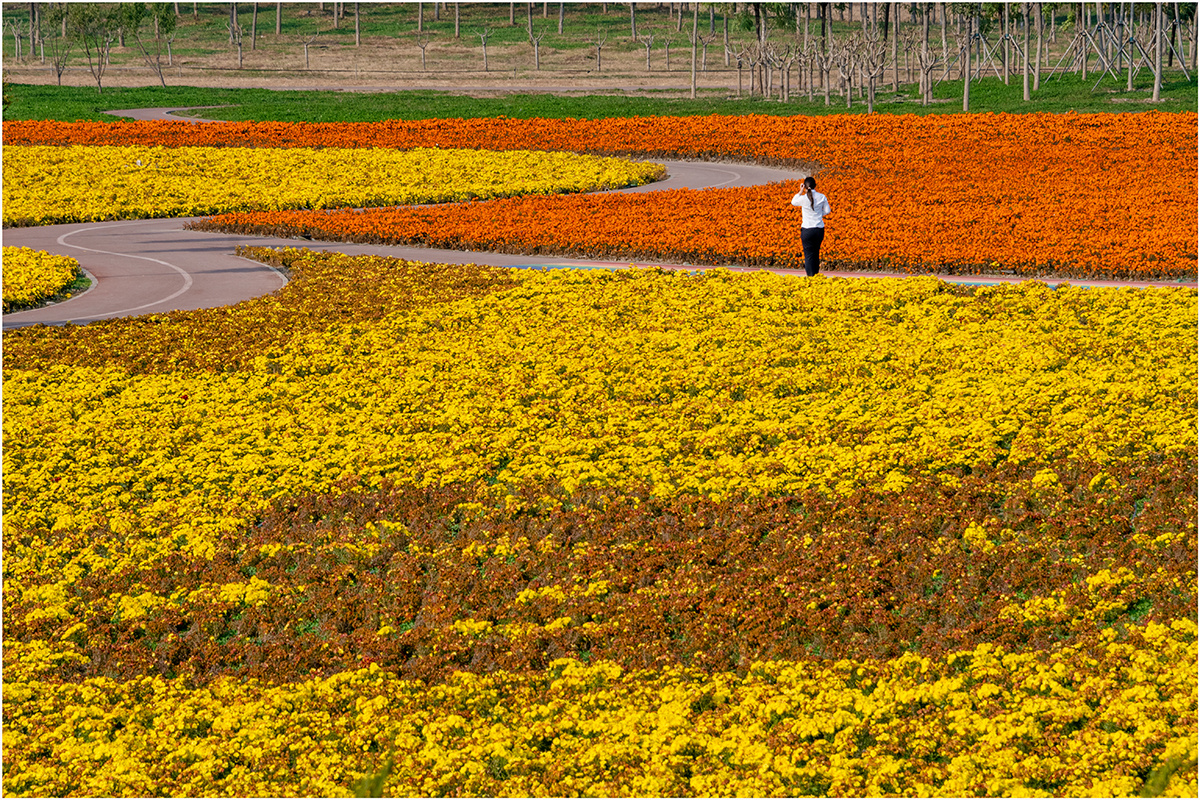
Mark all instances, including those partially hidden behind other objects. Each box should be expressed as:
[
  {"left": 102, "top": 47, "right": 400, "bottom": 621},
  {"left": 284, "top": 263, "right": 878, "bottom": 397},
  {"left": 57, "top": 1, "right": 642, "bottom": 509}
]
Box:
[{"left": 804, "top": 176, "right": 817, "bottom": 209}]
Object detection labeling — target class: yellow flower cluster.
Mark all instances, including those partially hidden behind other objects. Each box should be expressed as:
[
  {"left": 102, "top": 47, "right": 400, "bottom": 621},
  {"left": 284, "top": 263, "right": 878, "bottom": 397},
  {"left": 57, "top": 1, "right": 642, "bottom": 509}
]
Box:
[
  {"left": 4, "top": 621, "right": 1195, "bottom": 797},
  {"left": 1, "top": 146, "right": 665, "bottom": 226},
  {"left": 1, "top": 246, "right": 82, "bottom": 311},
  {"left": 3, "top": 251, "right": 1196, "bottom": 796},
  {"left": 5, "top": 266, "right": 1194, "bottom": 545}
]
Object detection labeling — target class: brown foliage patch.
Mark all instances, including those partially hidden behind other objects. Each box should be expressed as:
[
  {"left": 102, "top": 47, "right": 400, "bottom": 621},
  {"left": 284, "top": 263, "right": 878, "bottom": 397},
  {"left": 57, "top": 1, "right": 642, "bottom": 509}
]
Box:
[{"left": 8, "top": 457, "right": 1194, "bottom": 687}]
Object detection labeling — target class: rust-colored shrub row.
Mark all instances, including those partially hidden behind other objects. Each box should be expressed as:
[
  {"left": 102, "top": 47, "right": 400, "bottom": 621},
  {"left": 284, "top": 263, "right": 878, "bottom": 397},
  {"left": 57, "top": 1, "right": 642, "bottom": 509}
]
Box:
[
  {"left": 7, "top": 456, "right": 1192, "bottom": 687},
  {"left": 6, "top": 113, "right": 1195, "bottom": 280},
  {"left": 1, "top": 247, "right": 517, "bottom": 374}
]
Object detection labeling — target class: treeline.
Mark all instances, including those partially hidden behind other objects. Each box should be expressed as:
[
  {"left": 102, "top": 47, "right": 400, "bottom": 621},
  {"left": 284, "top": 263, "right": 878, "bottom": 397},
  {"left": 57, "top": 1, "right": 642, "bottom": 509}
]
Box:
[{"left": 3, "top": 2, "right": 1197, "bottom": 108}]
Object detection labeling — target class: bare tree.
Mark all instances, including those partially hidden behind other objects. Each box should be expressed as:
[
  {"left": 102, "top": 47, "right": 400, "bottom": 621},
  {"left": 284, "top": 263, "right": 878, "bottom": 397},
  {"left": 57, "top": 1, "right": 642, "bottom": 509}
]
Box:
[
  {"left": 857, "top": 30, "right": 888, "bottom": 112},
  {"left": 414, "top": 31, "right": 430, "bottom": 70},
  {"left": 728, "top": 42, "right": 753, "bottom": 95},
  {"left": 889, "top": 0, "right": 900, "bottom": 92},
  {"left": 723, "top": 7, "right": 730, "bottom": 66},
  {"left": 1153, "top": 1, "right": 1163, "bottom": 101},
  {"left": 527, "top": 19, "right": 547, "bottom": 70},
  {"left": 68, "top": 3, "right": 119, "bottom": 93},
  {"left": 816, "top": 37, "right": 836, "bottom": 105},
  {"left": 700, "top": 29, "right": 719, "bottom": 71},
  {"left": 1034, "top": 1, "right": 1044, "bottom": 91},
  {"left": 961, "top": 11, "right": 973, "bottom": 112},
  {"left": 7, "top": 17, "right": 28, "bottom": 61},
  {"left": 29, "top": 0, "right": 40, "bottom": 59},
  {"left": 43, "top": 3, "right": 76, "bottom": 84},
  {"left": 832, "top": 37, "right": 857, "bottom": 109},
  {"left": 762, "top": 41, "right": 793, "bottom": 100},
  {"left": 477, "top": 26, "right": 491, "bottom": 71},
  {"left": 914, "top": 4, "right": 940, "bottom": 106},
  {"left": 689, "top": 1, "right": 699, "bottom": 97},
  {"left": 800, "top": 48, "right": 817, "bottom": 101},
  {"left": 1022, "top": 2, "right": 1031, "bottom": 100},
  {"left": 303, "top": 31, "right": 317, "bottom": 69},
  {"left": 229, "top": 18, "right": 244, "bottom": 67},
  {"left": 588, "top": 27, "right": 608, "bottom": 71},
  {"left": 125, "top": 3, "right": 177, "bottom": 87},
  {"left": 640, "top": 30, "right": 656, "bottom": 70},
  {"left": 778, "top": 42, "right": 801, "bottom": 102}
]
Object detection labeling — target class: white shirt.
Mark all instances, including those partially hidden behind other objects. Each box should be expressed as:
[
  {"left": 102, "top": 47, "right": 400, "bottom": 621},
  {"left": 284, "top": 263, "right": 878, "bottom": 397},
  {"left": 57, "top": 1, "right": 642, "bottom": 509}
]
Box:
[{"left": 791, "top": 189, "right": 831, "bottom": 228}]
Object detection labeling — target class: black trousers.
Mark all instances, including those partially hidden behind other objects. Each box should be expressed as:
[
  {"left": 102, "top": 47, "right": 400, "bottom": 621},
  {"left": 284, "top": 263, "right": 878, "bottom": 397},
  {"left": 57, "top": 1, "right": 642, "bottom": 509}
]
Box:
[{"left": 800, "top": 226, "right": 825, "bottom": 277}]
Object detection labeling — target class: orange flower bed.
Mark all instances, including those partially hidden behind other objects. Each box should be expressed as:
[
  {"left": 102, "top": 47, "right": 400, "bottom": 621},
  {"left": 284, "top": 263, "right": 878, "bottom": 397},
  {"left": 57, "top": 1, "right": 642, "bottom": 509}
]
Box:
[{"left": 7, "top": 112, "right": 1196, "bottom": 279}]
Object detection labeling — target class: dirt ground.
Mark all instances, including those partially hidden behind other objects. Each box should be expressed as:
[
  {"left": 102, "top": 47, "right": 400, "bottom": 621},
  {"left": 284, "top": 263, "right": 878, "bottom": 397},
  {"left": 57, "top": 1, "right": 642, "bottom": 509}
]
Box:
[{"left": 3, "top": 35, "right": 750, "bottom": 95}]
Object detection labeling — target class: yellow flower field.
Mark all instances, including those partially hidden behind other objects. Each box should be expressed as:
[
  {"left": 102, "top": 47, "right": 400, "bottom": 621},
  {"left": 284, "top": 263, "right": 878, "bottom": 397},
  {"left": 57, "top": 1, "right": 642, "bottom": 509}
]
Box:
[
  {"left": 5, "top": 263, "right": 1194, "bottom": 543},
  {"left": 1, "top": 246, "right": 83, "bottom": 312},
  {"left": 2, "top": 110, "right": 1196, "bottom": 797},
  {"left": 0, "top": 145, "right": 665, "bottom": 226},
  {"left": 5, "top": 626, "right": 1195, "bottom": 797}
]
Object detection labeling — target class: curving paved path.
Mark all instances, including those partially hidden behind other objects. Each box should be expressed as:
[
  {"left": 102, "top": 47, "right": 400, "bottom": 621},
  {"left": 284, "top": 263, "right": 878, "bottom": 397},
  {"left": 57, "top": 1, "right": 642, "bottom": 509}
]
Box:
[
  {"left": 3, "top": 108, "right": 1194, "bottom": 329},
  {"left": 2, "top": 159, "right": 813, "bottom": 329}
]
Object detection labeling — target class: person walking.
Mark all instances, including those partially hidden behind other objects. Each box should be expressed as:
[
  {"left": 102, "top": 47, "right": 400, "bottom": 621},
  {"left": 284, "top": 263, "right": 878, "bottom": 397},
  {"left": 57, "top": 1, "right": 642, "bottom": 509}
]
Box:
[{"left": 791, "top": 176, "right": 832, "bottom": 277}]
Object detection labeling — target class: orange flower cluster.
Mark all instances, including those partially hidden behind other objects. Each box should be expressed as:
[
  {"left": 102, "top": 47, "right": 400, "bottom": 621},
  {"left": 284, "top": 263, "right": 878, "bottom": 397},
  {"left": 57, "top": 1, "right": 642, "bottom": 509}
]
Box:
[{"left": 8, "top": 112, "right": 1195, "bottom": 279}]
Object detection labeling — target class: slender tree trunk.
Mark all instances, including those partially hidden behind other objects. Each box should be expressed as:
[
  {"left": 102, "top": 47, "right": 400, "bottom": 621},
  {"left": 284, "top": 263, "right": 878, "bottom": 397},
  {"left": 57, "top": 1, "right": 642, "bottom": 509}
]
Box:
[
  {"left": 690, "top": 2, "right": 698, "bottom": 98},
  {"left": 1078, "top": 2, "right": 1087, "bottom": 79},
  {"left": 922, "top": 4, "right": 931, "bottom": 103},
  {"left": 29, "top": 1, "right": 37, "bottom": 58},
  {"left": 275, "top": 2, "right": 281, "bottom": 35},
  {"left": 1127, "top": 3, "right": 1137, "bottom": 90},
  {"left": 891, "top": 1, "right": 899, "bottom": 92},
  {"left": 251, "top": 2, "right": 258, "bottom": 49},
  {"left": 1192, "top": 1, "right": 1199, "bottom": 73},
  {"left": 1002, "top": 2, "right": 1010, "bottom": 82},
  {"left": 1153, "top": 1, "right": 1163, "bottom": 101},
  {"left": 941, "top": 2, "right": 948, "bottom": 64},
  {"left": 1166, "top": 2, "right": 1177, "bottom": 67},
  {"left": 1034, "top": 2, "right": 1043, "bottom": 91},
  {"left": 1023, "top": 2, "right": 1031, "bottom": 99},
  {"left": 963, "top": 13, "right": 971, "bottom": 111},
  {"left": 723, "top": 12, "right": 729, "bottom": 66}
]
